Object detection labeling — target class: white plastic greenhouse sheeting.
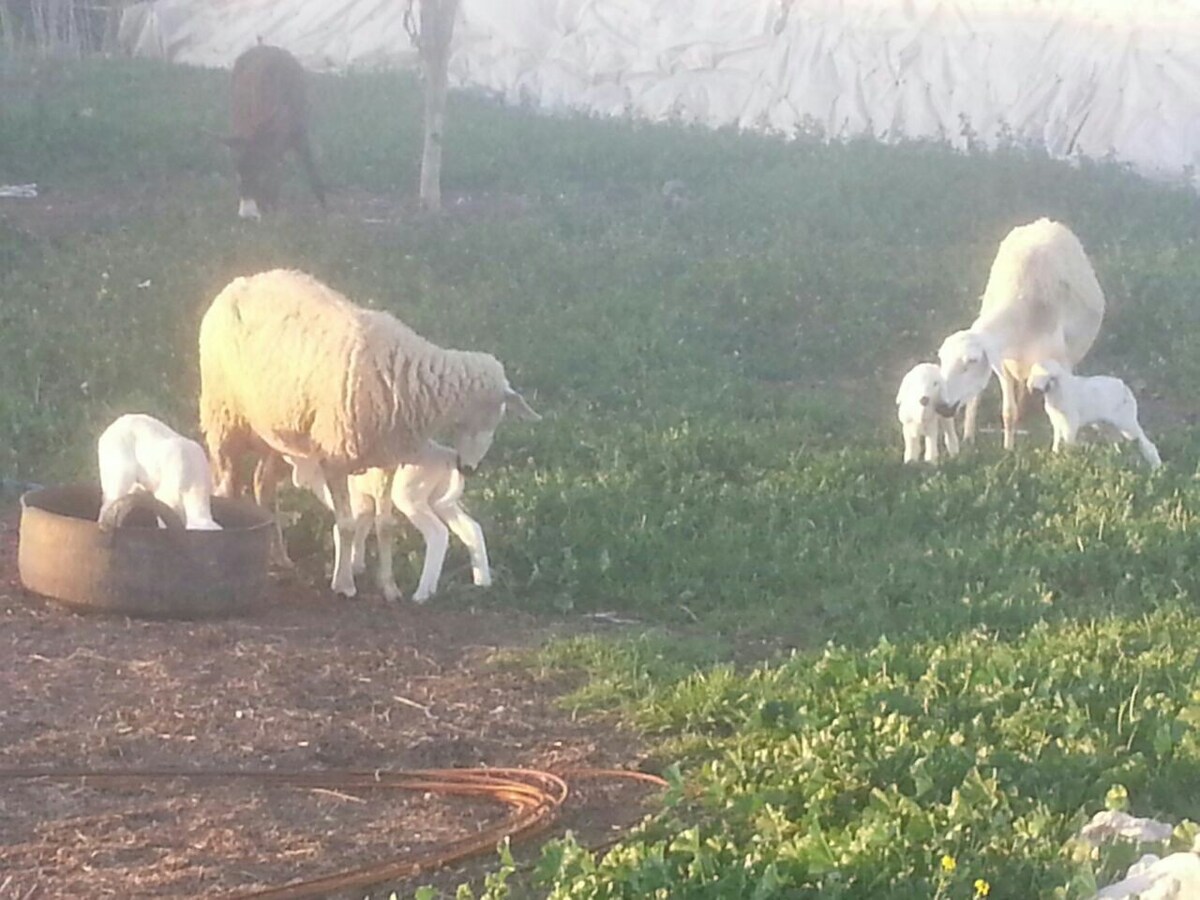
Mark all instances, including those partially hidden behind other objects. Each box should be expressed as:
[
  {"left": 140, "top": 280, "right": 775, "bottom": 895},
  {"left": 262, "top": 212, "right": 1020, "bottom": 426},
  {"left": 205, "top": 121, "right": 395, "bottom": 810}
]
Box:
[{"left": 119, "top": 0, "right": 1200, "bottom": 187}]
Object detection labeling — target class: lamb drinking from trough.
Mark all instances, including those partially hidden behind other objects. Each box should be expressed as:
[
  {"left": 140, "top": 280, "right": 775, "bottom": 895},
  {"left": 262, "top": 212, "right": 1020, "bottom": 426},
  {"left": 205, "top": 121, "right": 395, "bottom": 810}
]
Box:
[{"left": 97, "top": 413, "right": 222, "bottom": 530}]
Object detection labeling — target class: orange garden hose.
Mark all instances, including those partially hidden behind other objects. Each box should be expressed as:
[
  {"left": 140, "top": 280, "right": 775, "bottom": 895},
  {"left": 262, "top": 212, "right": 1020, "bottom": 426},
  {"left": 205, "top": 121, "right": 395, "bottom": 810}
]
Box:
[{"left": 0, "top": 765, "right": 668, "bottom": 899}]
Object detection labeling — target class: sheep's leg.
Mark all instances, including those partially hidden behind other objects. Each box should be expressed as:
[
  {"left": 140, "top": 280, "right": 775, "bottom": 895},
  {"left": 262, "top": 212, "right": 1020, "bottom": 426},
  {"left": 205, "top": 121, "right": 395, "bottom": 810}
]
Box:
[
  {"left": 1134, "top": 433, "right": 1163, "bottom": 468},
  {"left": 902, "top": 425, "right": 922, "bottom": 464},
  {"left": 351, "top": 508, "right": 373, "bottom": 576},
  {"left": 924, "top": 430, "right": 939, "bottom": 464},
  {"left": 437, "top": 500, "right": 491, "bottom": 588},
  {"left": 396, "top": 498, "right": 450, "bottom": 604},
  {"left": 999, "top": 372, "right": 1021, "bottom": 450},
  {"left": 1138, "top": 436, "right": 1163, "bottom": 469},
  {"left": 253, "top": 453, "right": 294, "bottom": 570},
  {"left": 205, "top": 439, "right": 236, "bottom": 498},
  {"left": 1058, "top": 422, "right": 1080, "bottom": 450},
  {"left": 963, "top": 395, "right": 980, "bottom": 443},
  {"left": 293, "top": 133, "right": 327, "bottom": 209},
  {"left": 206, "top": 429, "right": 246, "bottom": 499},
  {"left": 372, "top": 501, "right": 403, "bottom": 602},
  {"left": 323, "top": 473, "right": 358, "bottom": 598},
  {"left": 942, "top": 416, "right": 960, "bottom": 458},
  {"left": 1118, "top": 422, "right": 1162, "bottom": 469}
]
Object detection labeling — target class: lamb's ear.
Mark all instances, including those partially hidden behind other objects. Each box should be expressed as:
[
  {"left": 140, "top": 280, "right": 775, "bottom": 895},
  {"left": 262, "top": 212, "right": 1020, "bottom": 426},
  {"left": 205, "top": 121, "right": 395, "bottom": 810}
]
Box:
[
  {"left": 504, "top": 388, "right": 542, "bottom": 422},
  {"left": 919, "top": 396, "right": 930, "bottom": 407}
]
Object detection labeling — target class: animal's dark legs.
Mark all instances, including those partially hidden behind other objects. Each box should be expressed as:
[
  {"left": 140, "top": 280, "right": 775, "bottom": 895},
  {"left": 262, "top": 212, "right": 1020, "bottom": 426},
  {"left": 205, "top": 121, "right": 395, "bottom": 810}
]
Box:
[{"left": 294, "top": 134, "right": 327, "bottom": 209}]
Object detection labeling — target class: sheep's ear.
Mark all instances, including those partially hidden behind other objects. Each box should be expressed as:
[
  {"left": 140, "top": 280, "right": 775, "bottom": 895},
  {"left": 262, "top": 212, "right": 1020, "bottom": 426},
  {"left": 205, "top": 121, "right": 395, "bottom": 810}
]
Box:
[
  {"left": 919, "top": 396, "right": 930, "bottom": 407},
  {"left": 504, "top": 389, "right": 542, "bottom": 422}
]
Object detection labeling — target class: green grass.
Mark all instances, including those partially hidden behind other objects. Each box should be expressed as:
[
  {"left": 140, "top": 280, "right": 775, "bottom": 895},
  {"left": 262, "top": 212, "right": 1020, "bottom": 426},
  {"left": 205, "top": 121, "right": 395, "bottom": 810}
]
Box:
[{"left": 4, "top": 55, "right": 1200, "bottom": 898}]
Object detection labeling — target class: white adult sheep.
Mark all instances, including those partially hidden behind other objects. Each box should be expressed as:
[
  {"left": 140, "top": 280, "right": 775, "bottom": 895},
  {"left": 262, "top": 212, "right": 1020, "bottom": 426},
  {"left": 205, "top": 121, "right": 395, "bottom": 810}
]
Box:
[
  {"left": 936, "top": 218, "right": 1106, "bottom": 450},
  {"left": 198, "top": 268, "right": 539, "bottom": 598},
  {"left": 1026, "top": 360, "right": 1161, "bottom": 468},
  {"left": 895, "top": 363, "right": 959, "bottom": 464},
  {"left": 286, "top": 443, "right": 489, "bottom": 602},
  {"left": 97, "top": 413, "right": 222, "bottom": 530}
]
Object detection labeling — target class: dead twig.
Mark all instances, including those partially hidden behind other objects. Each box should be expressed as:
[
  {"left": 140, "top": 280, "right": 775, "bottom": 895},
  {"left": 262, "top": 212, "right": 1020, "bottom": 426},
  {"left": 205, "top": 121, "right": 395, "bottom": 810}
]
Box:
[{"left": 308, "top": 787, "right": 366, "bottom": 805}]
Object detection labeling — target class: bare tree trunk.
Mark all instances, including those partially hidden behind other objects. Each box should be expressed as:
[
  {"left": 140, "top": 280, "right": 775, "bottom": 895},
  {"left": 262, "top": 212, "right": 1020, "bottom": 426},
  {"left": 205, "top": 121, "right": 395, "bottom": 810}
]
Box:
[{"left": 406, "top": 0, "right": 459, "bottom": 213}]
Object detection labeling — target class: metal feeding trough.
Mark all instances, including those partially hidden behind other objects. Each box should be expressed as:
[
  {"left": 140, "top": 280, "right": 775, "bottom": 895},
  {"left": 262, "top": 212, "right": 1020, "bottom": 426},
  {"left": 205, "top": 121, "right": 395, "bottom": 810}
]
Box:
[{"left": 18, "top": 484, "right": 273, "bottom": 618}]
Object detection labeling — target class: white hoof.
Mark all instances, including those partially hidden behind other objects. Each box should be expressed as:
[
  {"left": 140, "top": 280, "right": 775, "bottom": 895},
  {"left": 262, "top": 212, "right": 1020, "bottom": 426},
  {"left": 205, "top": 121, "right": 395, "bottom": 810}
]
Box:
[
  {"left": 474, "top": 574, "right": 492, "bottom": 588},
  {"left": 411, "top": 589, "right": 433, "bottom": 604},
  {"left": 331, "top": 578, "right": 357, "bottom": 598},
  {"left": 381, "top": 584, "right": 403, "bottom": 603},
  {"left": 237, "top": 197, "right": 261, "bottom": 221}
]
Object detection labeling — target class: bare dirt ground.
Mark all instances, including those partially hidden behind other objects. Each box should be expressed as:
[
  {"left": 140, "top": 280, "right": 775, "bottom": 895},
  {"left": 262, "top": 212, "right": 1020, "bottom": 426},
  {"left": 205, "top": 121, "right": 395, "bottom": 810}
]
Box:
[{"left": 0, "top": 510, "right": 662, "bottom": 899}]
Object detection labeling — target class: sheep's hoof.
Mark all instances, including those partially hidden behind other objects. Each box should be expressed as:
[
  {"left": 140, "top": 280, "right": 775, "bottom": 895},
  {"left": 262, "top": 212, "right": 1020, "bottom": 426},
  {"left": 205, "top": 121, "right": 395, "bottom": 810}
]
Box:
[
  {"left": 331, "top": 580, "right": 357, "bottom": 599},
  {"left": 381, "top": 585, "right": 403, "bottom": 603},
  {"left": 411, "top": 590, "right": 433, "bottom": 605},
  {"left": 474, "top": 576, "right": 492, "bottom": 588},
  {"left": 269, "top": 545, "right": 296, "bottom": 571}
]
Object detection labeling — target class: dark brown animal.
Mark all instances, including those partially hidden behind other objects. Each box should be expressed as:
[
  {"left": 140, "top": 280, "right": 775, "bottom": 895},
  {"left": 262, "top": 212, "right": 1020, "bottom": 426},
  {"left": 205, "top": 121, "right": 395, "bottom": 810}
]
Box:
[{"left": 226, "top": 43, "right": 326, "bottom": 219}]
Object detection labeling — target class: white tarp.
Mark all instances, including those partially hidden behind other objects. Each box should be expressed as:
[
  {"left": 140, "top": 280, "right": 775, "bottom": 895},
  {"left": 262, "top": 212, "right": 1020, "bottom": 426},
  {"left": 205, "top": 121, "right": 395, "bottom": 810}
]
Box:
[{"left": 119, "top": 0, "right": 1200, "bottom": 187}]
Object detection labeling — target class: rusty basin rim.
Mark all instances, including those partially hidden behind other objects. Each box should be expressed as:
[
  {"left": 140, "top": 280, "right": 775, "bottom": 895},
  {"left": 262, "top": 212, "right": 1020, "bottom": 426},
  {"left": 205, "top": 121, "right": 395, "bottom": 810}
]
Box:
[{"left": 18, "top": 483, "right": 274, "bottom": 619}]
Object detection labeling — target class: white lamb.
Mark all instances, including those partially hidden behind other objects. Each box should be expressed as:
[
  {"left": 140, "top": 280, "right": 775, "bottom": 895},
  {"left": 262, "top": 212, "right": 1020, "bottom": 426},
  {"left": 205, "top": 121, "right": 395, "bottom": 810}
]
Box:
[
  {"left": 895, "top": 363, "right": 959, "bottom": 464},
  {"left": 936, "top": 218, "right": 1106, "bottom": 450},
  {"left": 198, "top": 268, "right": 539, "bottom": 597},
  {"left": 97, "top": 413, "right": 222, "bottom": 530},
  {"left": 286, "top": 443, "right": 489, "bottom": 603},
  {"left": 1026, "top": 360, "right": 1161, "bottom": 468}
]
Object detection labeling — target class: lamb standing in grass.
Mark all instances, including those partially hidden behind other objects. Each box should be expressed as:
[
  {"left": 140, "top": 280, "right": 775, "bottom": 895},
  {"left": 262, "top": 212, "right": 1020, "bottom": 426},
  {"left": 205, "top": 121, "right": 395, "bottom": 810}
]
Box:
[
  {"left": 198, "top": 268, "right": 539, "bottom": 597},
  {"left": 287, "top": 442, "right": 489, "bottom": 603},
  {"left": 936, "top": 218, "right": 1106, "bottom": 450},
  {"left": 97, "top": 413, "right": 222, "bottom": 530},
  {"left": 896, "top": 363, "right": 959, "bottom": 464},
  {"left": 1026, "top": 360, "right": 1161, "bottom": 468}
]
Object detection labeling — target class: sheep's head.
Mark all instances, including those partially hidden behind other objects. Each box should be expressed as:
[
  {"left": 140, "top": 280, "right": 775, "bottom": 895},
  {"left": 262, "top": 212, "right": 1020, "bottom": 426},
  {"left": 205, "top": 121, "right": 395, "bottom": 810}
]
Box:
[
  {"left": 896, "top": 363, "right": 943, "bottom": 411},
  {"left": 936, "top": 330, "right": 998, "bottom": 416},
  {"left": 449, "top": 387, "right": 541, "bottom": 474},
  {"left": 1026, "top": 360, "right": 1065, "bottom": 396}
]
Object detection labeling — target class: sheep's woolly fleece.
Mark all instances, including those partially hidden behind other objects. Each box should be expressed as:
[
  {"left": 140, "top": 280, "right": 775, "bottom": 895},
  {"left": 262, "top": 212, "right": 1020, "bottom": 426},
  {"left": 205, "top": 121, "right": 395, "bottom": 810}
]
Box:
[
  {"left": 198, "top": 269, "right": 509, "bottom": 470},
  {"left": 976, "top": 217, "right": 1105, "bottom": 372}
]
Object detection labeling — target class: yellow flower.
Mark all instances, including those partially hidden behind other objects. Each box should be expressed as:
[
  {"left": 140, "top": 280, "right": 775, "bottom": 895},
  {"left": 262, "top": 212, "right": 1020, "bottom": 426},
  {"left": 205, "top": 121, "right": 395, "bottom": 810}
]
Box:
[
  {"left": 974, "top": 879, "right": 991, "bottom": 897},
  {"left": 940, "top": 855, "right": 957, "bottom": 874}
]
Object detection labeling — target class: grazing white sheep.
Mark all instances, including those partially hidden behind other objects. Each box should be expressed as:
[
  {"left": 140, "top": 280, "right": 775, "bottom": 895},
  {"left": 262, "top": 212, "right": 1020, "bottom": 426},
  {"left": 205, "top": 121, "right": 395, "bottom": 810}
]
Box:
[
  {"left": 1026, "top": 360, "right": 1161, "bottom": 468},
  {"left": 895, "top": 363, "right": 959, "bottom": 464},
  {"left": 287, "top": 442, "right": 489, "bottom": 603},
  {"left": 198, "top": 268, "right": 539, "bottom": 597},
  {"left": 97, "top": 413, "right": 222, "bottom": 530},
  {"left": 936, "top": 218, "right": 1106, "bottom": 450}
]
